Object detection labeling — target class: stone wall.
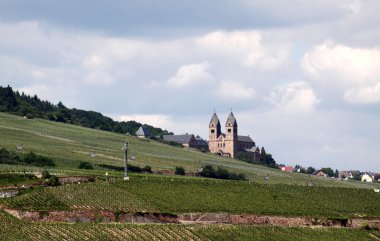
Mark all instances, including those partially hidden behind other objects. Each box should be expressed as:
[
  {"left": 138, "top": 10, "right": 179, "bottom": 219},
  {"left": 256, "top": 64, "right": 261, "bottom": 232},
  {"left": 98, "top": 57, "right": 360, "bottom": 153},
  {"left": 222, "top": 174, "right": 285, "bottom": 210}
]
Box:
[{"left": 4, "top": 209, "right": 380, "bottom": 229}]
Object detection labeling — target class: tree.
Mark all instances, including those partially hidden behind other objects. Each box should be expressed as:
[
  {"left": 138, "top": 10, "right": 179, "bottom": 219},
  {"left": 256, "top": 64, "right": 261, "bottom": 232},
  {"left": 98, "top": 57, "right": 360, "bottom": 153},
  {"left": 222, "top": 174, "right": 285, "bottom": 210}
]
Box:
[
  {"left": 334, "top": 169, "right": 339, "bottom": 178},
  {"left": 321, "top": 167, "right": 334, "bottom": 177},
  {"left": 306, "top": 166, "right": 316, "bottom": 174},
  {"left": 175, "top": 166, "right": 185, "bottom": 175},
  {"left": 261, "top": 153, "right": 277, "bottom": 168}
]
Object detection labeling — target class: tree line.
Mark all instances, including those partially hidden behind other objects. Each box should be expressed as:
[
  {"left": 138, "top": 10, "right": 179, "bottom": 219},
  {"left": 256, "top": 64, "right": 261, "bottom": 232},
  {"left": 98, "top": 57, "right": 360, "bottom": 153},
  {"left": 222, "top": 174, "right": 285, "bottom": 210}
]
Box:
[
  {"left": 0, "top": 85, "right": 172, "bottom": 136},
  {"left": 0, "top": 148, "right": 55, "bottom": 167}
]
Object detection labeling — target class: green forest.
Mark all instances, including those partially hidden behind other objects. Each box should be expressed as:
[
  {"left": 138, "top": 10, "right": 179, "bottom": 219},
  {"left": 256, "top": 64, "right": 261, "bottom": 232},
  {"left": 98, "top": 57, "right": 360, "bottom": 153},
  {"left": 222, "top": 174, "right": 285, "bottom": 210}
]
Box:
[{"left": 0, "top": 85, "right": 172, "bottom": 137}]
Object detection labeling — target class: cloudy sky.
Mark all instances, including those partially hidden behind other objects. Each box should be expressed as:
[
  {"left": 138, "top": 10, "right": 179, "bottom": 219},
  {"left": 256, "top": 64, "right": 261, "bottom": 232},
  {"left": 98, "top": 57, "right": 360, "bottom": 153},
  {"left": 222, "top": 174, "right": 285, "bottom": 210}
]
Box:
[{"left": 1, "top": 0, "right": 379, "bottom": 172}]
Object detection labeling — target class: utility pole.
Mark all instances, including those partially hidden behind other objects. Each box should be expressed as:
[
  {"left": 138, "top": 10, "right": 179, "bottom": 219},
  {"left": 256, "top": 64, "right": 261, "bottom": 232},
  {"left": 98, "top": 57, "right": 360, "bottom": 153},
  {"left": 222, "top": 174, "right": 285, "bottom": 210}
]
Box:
[{"left": 122, "top": 142, "right": 129, "bottom": 181}]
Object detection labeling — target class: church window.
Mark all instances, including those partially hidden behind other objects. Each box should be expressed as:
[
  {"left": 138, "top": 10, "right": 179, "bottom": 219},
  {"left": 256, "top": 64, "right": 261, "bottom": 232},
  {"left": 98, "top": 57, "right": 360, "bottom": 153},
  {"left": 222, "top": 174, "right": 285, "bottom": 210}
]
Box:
[
  {"left": 228, "top": 128, "right": 231, "bottom": 133},
  {"left": 211, "top": 129, "right": 215, "bottom": 133}
]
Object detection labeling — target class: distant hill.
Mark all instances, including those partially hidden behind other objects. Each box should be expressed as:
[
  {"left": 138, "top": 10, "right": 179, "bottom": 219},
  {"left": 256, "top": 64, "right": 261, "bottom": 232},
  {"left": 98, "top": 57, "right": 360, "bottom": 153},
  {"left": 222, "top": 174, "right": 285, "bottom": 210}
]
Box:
[{"left": 0, "top": 85, "right": 172, "bottom": 136}]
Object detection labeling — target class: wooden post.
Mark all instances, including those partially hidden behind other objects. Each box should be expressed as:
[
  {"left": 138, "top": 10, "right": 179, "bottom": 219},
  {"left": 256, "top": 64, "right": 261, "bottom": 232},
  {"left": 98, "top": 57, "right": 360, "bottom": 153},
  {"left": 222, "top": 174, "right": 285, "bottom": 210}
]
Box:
[{"left": 123, "top": 142, "right": 129, "bottom": 181}]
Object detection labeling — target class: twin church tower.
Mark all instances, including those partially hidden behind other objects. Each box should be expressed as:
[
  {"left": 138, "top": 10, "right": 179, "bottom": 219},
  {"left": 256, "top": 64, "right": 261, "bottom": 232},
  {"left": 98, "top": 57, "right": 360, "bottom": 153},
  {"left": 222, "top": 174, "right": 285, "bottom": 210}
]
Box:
[{"left": 208, "top": 112, "right": 259, "bottom": 159}]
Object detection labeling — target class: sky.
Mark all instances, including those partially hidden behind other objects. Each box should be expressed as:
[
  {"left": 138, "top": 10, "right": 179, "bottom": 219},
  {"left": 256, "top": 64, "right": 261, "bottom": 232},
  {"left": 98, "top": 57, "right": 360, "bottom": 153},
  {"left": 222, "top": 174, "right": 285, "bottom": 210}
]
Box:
[{"left": 0, "top": 0, "right": 379, "bottom": 172}]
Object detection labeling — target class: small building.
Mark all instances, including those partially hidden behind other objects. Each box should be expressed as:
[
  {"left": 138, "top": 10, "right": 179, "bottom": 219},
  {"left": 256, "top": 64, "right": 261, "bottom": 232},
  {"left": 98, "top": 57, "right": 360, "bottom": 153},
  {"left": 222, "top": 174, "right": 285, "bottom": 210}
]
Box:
[
  {"left": 240, "top": 146, "right": 261, "bottom": 162},
  {"left": 163, "top": 134, "right": 198, "bottom": 148},
  {"left": 280, "top": 166, "right": 293, "bottom": 172},
  {"left": 313, "top": 170, "right": 328, "bottom": 177},
  {"left": 375, "top": 174, "right": 380, "bottom": 182},
  {"left": 361, "top": 172, "right": 376, "bottom": 183},
  {"left": 339, "top": 170, "right": 361, "bottom": 180},
  {"left": 135, "top": 126, "right": 151, "bottom": 138},
  {"left": 195, "top": 135, "right": 209, "bottom": 152}
]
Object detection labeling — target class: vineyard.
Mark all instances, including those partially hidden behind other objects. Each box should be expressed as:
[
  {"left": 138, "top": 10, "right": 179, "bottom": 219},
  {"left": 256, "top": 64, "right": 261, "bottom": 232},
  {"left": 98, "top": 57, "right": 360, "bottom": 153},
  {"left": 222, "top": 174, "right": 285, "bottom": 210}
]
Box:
[
  {"left": 0, "top": 210, "right": 379, "bottom": 241},
  {"left": 0, "top": 112, "right": 377, "bottom": 189},
  {"left": 1, "top": 111, "right": 380, "bottom": 240},
  {"left": 2, "top": 177, "right": 379, "bottom": 218}
]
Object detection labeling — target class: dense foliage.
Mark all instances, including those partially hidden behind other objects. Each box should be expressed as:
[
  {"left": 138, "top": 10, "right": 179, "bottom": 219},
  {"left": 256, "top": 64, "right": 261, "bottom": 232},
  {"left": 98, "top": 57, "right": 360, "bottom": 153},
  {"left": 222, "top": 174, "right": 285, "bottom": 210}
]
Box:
[
  {"left": 0, "top": 148, "right": 55, "bottom": 167},
  {"left": 198, "top": 165, "right": 246, "bottom": 181},
  {"left": 0, "top": 173, "right": 38, "bottom": 186},
  {"left": 237, "top": 152, "right": 277, "bottom": 169},
  {"left": 175, "top": 166, "right": 185, "bottom": 175},
  {"left": 78, "top": 161, "right": 93, "bottom": 170},
  {"left": 98, "top": 164, "right": 152, "bottom": 173},
  {"left": 0, "top": 85, "right": 172, "bottom": 136}
]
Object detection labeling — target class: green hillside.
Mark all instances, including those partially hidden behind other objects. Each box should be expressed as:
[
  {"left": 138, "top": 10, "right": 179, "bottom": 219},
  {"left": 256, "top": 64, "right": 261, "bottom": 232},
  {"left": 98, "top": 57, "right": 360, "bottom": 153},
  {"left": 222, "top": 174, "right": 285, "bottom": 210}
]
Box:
[{"left": 0, "top": 112, "right": 376, "bottom": 188}]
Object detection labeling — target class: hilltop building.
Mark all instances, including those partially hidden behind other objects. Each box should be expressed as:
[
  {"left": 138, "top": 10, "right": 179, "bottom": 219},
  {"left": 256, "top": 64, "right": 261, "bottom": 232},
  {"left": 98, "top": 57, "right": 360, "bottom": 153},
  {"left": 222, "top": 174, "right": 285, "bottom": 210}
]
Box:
[
  {"left": 163, "top": 134, "right": 198, "bottom": 148},
  {"left": 208, "top": 112, "right": 262, "bottom": 160},
  {"left": 135, "top": 126, "right": 151, "bottom": 138}
]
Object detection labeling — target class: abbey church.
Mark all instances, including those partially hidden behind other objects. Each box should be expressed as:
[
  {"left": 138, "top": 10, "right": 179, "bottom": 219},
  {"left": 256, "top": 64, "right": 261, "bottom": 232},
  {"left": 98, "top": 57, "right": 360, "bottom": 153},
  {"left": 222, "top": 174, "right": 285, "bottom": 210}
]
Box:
[{"left": 208, "top": 112, "right": 263, "bottom": 161}]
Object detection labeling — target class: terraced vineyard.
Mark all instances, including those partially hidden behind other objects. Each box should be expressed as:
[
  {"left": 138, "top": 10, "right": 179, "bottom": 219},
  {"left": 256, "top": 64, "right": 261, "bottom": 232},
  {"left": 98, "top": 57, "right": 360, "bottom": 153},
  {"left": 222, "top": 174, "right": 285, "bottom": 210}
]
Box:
[
  {"left": 3, "top": 177, "right": 379, "bottom": 218},
  {"left": 0, "top": 210, "right": 379, "bottom": 241},
  {"left": 0, "top": 113, "right": 377, "bottom": 189}
]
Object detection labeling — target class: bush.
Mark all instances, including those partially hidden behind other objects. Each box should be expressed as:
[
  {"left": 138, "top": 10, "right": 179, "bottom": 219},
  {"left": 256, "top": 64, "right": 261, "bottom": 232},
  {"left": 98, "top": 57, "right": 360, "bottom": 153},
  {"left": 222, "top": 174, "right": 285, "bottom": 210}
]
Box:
[
  {"left": 78, "top": 161, "right": 93, "bottom": 170},
  {"left": 22, "top": 151, "right": 55, "bottom": 167},
  {"left": 46, "top": 175, "right": 60, "bottom": 186},
  {"left": 142, "top": 165, "right": 152, "bottom": 173},
  {"left": 41, "top": 169, "right": 51, "bottom": 179},
  {"left": 198, "top": 165, "right": 246, "bottom": 181},
  {"left": 175, "top": 166, "right": 185, "bottom": 175}
]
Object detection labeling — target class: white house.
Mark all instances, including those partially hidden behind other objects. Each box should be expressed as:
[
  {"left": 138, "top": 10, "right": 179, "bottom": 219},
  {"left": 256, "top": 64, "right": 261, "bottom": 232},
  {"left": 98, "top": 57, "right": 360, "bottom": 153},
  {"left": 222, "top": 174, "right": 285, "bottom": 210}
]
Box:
[{"left": 361, "top": 172, "right": 374, "bottom": 182}]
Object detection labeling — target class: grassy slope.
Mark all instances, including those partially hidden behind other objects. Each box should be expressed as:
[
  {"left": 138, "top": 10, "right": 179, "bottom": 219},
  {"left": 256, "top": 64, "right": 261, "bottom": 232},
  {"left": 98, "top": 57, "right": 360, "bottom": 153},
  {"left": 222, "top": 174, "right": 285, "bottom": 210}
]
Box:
[
  {"left": 0, "top": 112, "right": 376, "bottom": 188},
  {"left": 3, "top": 177, "right": 379, "bottom": 218},
  {"left": 1, "top": 210, "right": 379, "bottom": 241}
]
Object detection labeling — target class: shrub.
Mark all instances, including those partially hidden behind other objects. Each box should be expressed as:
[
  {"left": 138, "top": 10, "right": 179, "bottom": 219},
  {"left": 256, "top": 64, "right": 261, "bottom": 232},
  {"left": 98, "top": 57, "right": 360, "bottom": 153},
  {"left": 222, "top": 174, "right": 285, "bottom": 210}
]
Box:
[
  {"left": 41, "top": 169, "right": 51, "bottom": 179},
  {"left": 46, "top": 175, "right": 60, "bottom": 186},
  {"left": 78, "top": 161, "right": 93, "bottom": 169},
  {"left": 142, "top": 165, "right": 152, "bottom": 173},
  {"left": 198, "top": 165, "right": 246, "bottom": 181},
  {"left": 175, "top": 166, "right": 185, "bottom": 175}
]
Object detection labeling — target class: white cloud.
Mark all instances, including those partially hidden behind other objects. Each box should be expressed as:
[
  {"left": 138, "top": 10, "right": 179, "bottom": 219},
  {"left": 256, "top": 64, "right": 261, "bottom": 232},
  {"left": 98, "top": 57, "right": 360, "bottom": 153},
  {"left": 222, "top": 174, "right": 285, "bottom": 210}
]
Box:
[
  {"left": 117, "top": 114, "right": 172, "bottom": 128},
  {"left": 268, "top": 82, "right": 319, "bottom": 113},
  {"left": 197, "top": 31, "right": 290, "bottom": 70},
  {"left": 82, "top": 72, "right": 115, "bottom": 86},
  {"left": 301, "top": 42, "right": 380, "bottom": 103},
  {"left": 115, "top": 114, "right": 206, "bottom": 136},
  {"left": 218, "top": 81, "right": 255, "bottom": 100},
  {"left": 165, "top": 61, "right": 215, "bottom": 88},
  {"left": 18, "top": 84, "right": 53, "bottom": 100},
  {"left": 344, "top": 82, "right": 380, "bottom": 104}
]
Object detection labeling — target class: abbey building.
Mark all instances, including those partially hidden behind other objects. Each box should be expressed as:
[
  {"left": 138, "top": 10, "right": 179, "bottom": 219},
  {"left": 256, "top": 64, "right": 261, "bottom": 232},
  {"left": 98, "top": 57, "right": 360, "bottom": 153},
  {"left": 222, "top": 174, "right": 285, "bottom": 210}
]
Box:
[{"left": 208, "top": 112, "right": 263, "bottom": 161}]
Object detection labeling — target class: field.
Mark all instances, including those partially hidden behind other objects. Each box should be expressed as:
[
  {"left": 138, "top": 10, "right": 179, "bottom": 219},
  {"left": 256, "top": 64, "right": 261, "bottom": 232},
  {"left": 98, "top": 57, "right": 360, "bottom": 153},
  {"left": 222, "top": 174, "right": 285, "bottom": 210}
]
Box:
[
  {"left": 0, "top": 210, "right": 379, "bottom": 241},
  {"left": 0, "top": 113, "right": 376, "bottom": 189},
  {"left": 1, "top": 112, "right": 380, "bottom": 240},
  {"left": 2, "top": 176, "right": 379, "bottom": 218}
]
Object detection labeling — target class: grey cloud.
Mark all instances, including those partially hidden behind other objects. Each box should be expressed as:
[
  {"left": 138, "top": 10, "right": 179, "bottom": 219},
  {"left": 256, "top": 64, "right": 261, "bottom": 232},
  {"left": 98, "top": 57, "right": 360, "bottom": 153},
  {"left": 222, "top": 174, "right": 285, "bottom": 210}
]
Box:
[{"left": 0, "top": 0, "right": 350, "bottom": 37}]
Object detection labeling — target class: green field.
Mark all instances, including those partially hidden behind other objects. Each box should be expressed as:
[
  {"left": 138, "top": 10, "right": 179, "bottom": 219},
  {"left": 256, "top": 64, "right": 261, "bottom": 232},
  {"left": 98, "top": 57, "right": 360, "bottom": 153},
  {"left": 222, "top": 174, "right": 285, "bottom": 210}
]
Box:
[
  {"left": 0, "top": 210, "right": 379, "bottom": 241},
  {"left": 1, "top": 112, "right": 380, "bottom": 240},
  {"left": 0, "top": 113, "right": 376, "bottom": 189},
  {"left": 3, "top": 177, "right": 379, "bottom": 218}
]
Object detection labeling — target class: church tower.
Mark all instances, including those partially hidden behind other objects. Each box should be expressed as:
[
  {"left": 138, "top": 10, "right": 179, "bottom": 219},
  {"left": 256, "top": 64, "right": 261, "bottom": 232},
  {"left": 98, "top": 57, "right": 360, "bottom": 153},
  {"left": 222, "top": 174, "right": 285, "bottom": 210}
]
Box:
[
  {"left": 225, "top": 112, "right": 238, "bottom": 158},
  {"left": 209, "top": 112, "right": 221, "bottom": 140},
  {"left": 209, "top": 112, "right": 221, "bottom": 154}
]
